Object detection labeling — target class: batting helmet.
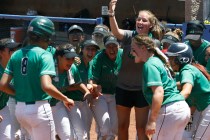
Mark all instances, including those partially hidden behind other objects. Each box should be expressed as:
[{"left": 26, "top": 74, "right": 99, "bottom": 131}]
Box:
[
  {"left": 27, "top": 16, "right": 55, "bottom": 40},
  {"left": 165, "top": 43, "right": 193, "bottom": 65}
]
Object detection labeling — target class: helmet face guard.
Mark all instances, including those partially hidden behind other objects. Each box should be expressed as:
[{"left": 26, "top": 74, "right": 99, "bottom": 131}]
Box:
[
  {"left": 165, "top": 43, "right": 193, "bottom": 65},
  {"left": 27, "top": 16, "right": 55, "bottom": 41}
]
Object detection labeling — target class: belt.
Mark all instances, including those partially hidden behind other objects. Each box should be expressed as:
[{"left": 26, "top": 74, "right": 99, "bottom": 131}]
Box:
[{"left": 25, "top": 101, "right": 36, "bottom": 105}]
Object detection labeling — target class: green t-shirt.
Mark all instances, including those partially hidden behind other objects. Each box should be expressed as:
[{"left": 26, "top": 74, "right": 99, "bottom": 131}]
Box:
[
  {"left": 64, "top": 64, "right": 82, "bottom": 100},
  {"left": 5, "top": 45, "right": 56, "bottom": 102},
  {"left": 90, "top": 49, "right": 123, "bottom": 94},
  {"left": 0, "top": 64, "right": 9, "bottom": 110},
  {"left": 185, "top": 39, "right": 210, "bottom": 66},
  {"left": 50, "top": 68, "right": 70, "bottom": 106},
  {"left": 143, "top": 56, "right": 184, "bottom": 106},
  {"left": 180, "top": 64, "right": 210, "bottom": 111}
]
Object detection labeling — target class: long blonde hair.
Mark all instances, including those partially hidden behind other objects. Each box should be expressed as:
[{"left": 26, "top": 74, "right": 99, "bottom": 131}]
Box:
[{"left": 138, "top": 10, "right": 163, "bottom": 40}]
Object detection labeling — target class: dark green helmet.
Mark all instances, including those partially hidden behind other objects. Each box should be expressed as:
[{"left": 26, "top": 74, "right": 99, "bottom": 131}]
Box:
[{"left": 27, "top": 16, "right": 55, "bottom": 40}]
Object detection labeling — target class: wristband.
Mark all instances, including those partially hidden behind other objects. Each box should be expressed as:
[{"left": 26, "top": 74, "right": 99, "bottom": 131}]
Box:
[{"left": 108, "top": 10, "right": 115, "bottom": 17}]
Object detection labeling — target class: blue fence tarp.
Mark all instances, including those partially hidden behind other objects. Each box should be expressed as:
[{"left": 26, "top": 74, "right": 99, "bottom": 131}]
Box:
[{"left": 167, "top": 23, "right": 210, "bottom": 41}]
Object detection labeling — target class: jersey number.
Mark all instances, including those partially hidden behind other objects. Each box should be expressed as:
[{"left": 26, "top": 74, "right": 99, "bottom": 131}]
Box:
[{"left": 21, "top": 57, "right": 28, "bottom": 75}]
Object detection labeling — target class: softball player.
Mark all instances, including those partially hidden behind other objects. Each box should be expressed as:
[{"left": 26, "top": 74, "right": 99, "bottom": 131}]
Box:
[
  {"left": 131, "top": 35, "right": 190, "bottom": 140},
  {"left": 66, "top": 39, "right": 100, "bottom": 140},
  {"left": 184, "top": 20, "right": 210, "bottom": 66},
  {"left": 50, "top": 43, "right": 78, "bottom": 140},
  {"left": 166, "top": 43, "right": 210, "bottom": 140},
  {"left": 68, "top": 25, "right": 85, "bottom": 54},
  {"left": 89, "top": 35, "right": 123, "bottom": 140},
  {"left": 0, "top": 38, "right": 20, "bottom": 140},
  {"left": 92, "top": 24, "right": 110, "bottom": 50},
  {"left": 0, "top": 16, "right": 74, "bottom": 140}
]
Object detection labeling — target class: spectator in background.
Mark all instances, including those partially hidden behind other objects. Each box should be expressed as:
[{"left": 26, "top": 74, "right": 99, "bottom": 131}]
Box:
[
  {"left": 161, "top": 28, "right": 183, "bottom": 53},
  {"left": 184, "top": 20, "right": 210, "bottom": 66},
  {"left": 92, "top": 24, "right": 110, "bottom": 50},
  {"left": 68, "top": 24, "right": 85, "bottom": 54}
]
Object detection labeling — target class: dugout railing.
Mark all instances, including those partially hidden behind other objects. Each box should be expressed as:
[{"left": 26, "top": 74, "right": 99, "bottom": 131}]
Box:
[{"left": 0, "top": 14, "right": 103, "bottom": 44}]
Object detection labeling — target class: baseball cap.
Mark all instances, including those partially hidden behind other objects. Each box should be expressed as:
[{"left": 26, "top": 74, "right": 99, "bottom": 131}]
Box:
[
  {"left": 104, "top": 35, "right": 119, "bottom": 46},
  {"left": 62, "top": 48, "right": 78, "bottom": 58},
  {"left": 161, "top": 34, "right": 179, "bottom": 45},
  {"left": 184, "top": 20, "right": 206, "bottom": 41},
  {"left": 93, "top": 26, "right": 109, "bottom": 36},
  {"left": 82, "top": 39, "right": 100, "bottom": 49},
  {"left": 68, "top": 25, "right": 83, "bottom": 34},
  {"left": 0, "top": 38, "right": 22, "bottom": 49}
]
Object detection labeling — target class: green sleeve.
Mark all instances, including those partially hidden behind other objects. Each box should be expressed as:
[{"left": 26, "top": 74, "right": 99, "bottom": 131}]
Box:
[
  {"left": 143, "top": 63, "right": 162, "bottom": 87},
  {"left": 180, "top": 69, "right": 194, "bottom": 86},
  {"left": 40, "top": 53, "right": 56, "bottom": 76},
  {"left": 91, "top": 54, "right": 102, "bottom": 83},
  {"left": 70, "top": 64, "right": 82, "bottom": 84}
]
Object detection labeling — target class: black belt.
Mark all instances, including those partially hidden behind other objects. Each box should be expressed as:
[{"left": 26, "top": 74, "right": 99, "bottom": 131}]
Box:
[{"left": 25, "top": 101, "right": 36, "bottom": 105}]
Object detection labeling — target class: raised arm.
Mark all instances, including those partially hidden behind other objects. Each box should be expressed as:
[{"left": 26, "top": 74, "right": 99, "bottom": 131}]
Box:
[{"left": 109, "top": 0, "right": 125, "bottom": 40}]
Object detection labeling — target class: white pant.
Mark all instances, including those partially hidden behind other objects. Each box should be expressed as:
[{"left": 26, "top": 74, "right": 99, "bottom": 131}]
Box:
[
  {"left": 91, "top": 94, "right": 118, "bottom": 138},
  {"left": 75, "top": 101, "right": 93, "bottom": 140},
  {"left": 52, "top": 101, "right": 73, "bottom": 140},
  {"left": 67, "top": 101, "right": 91, "bottom": 140},
  {"left": 0, "top": 106, "right": 13, "bottom": 140},
  {"left": 193, "top": 105, "right": 210, "bottom": 140},
  {"left": 153, "top": 101, "right": 190, "bottom": 140},
  {"left": 15, "top": 101, "right": 55, "bottom": 140},
  {"left": 182, "top": 109, "right": 201, "bottom": 140},
  {"left": 8, "top": 97, "right": 30, "bottom": 140}
]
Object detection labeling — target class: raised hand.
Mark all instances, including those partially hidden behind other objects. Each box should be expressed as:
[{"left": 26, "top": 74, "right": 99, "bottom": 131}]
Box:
[
  {"left": 0, "top": 115, "right": 3, "bottom": 123},
  {"left": 109, "top": 0, "right": 118, "bottom": 13}
]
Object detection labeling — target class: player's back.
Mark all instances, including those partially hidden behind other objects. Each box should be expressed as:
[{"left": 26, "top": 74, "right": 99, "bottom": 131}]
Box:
[{"left": 7, "top": 45, "right": 55, "bottom": 102}]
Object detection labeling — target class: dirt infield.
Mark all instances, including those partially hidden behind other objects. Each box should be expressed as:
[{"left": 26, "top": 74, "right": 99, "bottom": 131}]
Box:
[{"left": 90, "top": 108, "right": 136, "bottom": 140}]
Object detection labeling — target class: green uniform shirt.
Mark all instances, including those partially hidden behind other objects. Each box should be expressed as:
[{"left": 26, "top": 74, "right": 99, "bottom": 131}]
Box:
[
  {"left": 143, "top": 56, "right": 184, "bottom": 106},
  {"left": 0, "top": 64, "right": 9, "bottom": 110},
  {"left": 67, "top": 57, "right": 90, "bottom": 101},
  {"left": 50, "top": 67, "right": 69, "bottom": 106},
  {"left": 180, "top": 64, "right": 210, "bottom": 111},
  {"left": 5, "top": 45, "right": 56, "bottom": 102},
  {"left": 185, "top": 39, "right": 210, "bottom": 66},
  {"left": 64, "top": 64, "right": 82, "bottom": 100},
  {"left": 90, "top": 49, "right": 123, "bottom": 94}
]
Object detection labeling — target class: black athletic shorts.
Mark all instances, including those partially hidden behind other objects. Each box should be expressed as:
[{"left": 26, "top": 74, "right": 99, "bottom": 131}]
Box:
[{"left": 115, "top": 87, "right": 148, "bottom": 108}]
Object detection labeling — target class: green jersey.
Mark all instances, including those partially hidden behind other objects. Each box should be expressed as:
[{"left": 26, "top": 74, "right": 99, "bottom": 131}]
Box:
[
  {"left": 50, "top": 65, "right": 69, "bottom": 106},
  {"left": 5, "top": 45, "right": 56, "bottom": 102},
  {"left": 180, "top": 64, "right": 210, "bottom": 111},
  {"left": 66, "top": 57, "right": 90, "bottom": 101},
  {"left": 185, "top": 39, "right": 210, "bottom": 66},
  {"left": 143, "top": 56, "right": 184, "bottom": 106},
  {"left": 64, "top": 64, "right": 82, "bottom": 100},
  {"left": 90, "top": 49, "right": 123, "bottom": 94},
  {"left": 0, "top": 64, "right": 9, "bottom": 110}
]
